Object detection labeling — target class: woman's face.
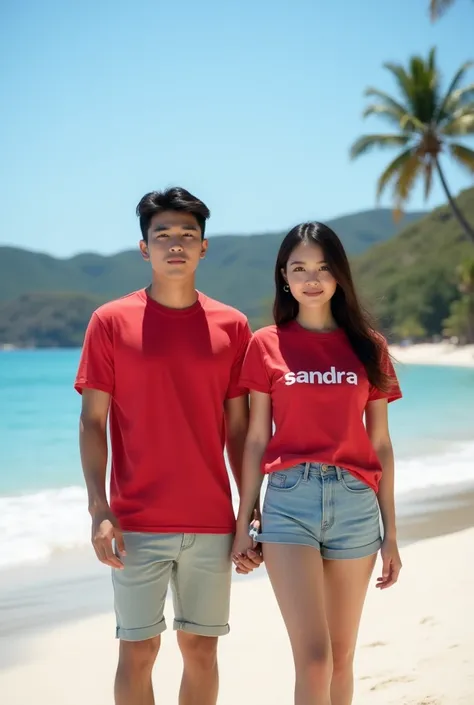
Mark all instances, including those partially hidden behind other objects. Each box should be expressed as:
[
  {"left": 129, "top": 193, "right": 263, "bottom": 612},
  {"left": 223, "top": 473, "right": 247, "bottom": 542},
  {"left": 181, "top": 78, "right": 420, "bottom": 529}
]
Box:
[{"left": 282, "top": 241, "right": 337, "bottom": 310}]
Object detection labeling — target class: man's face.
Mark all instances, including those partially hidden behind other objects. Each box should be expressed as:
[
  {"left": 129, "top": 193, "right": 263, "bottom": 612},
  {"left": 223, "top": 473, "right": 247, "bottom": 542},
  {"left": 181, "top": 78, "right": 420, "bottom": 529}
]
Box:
[{"left": 139, "top": 210, "right": 208, "bottom": 279}]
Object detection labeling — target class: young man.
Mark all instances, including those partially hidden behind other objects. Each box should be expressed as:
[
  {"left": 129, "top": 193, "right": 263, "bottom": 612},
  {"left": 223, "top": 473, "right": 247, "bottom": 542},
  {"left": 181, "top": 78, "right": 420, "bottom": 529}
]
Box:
[{"left": 74, "top": 187, "right": 262, "bottom": 705}]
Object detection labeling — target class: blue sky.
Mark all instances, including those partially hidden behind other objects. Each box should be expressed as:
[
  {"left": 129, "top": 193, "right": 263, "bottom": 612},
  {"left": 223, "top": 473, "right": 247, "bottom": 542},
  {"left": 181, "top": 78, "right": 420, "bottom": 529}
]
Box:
[{"left": 1, "top": 0, "right": 473, "bottom": 256}]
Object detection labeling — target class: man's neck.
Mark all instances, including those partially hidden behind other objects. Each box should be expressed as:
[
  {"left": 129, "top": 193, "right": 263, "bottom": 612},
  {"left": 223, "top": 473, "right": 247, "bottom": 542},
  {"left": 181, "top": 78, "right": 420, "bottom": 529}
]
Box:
[{"left": 147, "top": 278, "right": 198, "bottom": 310}]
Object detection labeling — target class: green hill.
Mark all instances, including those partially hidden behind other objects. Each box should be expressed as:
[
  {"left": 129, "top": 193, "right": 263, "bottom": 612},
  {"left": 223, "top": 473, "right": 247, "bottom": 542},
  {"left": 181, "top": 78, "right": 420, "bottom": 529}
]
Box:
[
  {"left": 0, "top": 207, "right": 423, "bottom": 307},
  {"left": 353, "top": 186, "right": 474, "bottom": 339},
  {"left": 4, "top": 195, "right": 473, "bottom": 348}
]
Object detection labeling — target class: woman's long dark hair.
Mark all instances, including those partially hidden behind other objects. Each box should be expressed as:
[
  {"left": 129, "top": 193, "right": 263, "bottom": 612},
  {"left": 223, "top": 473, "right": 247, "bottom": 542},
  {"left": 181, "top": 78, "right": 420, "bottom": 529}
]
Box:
[{"left": 273, "top": 222, "right": 392, "bottom": 393}]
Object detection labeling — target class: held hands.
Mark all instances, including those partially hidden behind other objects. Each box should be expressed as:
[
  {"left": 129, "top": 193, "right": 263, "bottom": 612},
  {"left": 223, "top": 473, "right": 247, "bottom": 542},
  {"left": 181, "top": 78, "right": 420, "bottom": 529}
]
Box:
[
  {"left": 232, "top": 511, "right": 263, "bottom": 575},
  {"left": 376, "top": 537, "right": 402, "bottom": 589},
  {"left": 91, "top": 506, "right": 126, "bottom": 570}
]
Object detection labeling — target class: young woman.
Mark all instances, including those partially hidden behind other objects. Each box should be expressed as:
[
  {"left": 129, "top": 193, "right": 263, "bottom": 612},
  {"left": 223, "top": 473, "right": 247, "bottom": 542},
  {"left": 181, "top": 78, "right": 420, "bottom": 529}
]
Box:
[{"left": 232, "top": 222, "right": 402, "bottom": 705}]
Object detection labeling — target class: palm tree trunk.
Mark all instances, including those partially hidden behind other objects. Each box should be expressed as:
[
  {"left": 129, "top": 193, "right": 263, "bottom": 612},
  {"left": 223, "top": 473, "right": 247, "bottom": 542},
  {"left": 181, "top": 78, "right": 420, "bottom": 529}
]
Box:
[{"left": 435, "top": 158, "right": 474, "bottom": 245}]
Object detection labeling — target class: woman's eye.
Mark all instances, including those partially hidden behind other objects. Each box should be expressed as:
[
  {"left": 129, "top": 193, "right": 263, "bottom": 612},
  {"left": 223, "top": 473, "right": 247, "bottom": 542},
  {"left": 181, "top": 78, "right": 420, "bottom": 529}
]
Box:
[
  {"left": 320, "top": 265, "right": 330, "bottom": 271},
  {"left": 293, "top": 266, "right": 304, "bottom": 272}
]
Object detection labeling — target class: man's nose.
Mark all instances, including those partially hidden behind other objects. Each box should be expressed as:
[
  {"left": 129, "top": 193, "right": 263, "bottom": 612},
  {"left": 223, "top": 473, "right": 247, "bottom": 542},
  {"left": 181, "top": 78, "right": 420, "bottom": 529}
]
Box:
[{"left": 169, "top": 241, "right": 184, "bottom": 251}]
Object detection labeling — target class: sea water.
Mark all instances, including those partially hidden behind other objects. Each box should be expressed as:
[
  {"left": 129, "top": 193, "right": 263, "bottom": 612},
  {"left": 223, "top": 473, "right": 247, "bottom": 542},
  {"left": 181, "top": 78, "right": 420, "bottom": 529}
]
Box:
[{"left": 1, "top": 349, "right": 473, "bottom": 570}]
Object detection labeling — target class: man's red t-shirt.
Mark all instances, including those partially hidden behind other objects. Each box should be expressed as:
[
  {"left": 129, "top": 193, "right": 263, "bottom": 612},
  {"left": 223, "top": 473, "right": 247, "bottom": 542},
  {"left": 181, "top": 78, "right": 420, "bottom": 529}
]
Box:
[
  {"left": 239, "top": 322, "right": 402, "bottom": 492},
  {"left": 74, "top": 289, "right": 251, "bottom": 533}
]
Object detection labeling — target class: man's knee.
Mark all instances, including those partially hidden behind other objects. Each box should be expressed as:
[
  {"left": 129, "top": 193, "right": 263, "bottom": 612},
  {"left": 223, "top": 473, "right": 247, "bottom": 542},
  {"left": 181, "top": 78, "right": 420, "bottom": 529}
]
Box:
[
  {"left": 118, "top": 636, "right": 161, "bottom": 675},
  {"left": 177, "top": 633, "right": 218, "bottom": 670}
]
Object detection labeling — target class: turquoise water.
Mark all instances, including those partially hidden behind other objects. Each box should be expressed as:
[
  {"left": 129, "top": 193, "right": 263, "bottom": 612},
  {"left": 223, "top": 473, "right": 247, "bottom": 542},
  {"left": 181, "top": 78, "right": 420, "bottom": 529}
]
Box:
[{"left": 0, "top": 349, "right": 473, "bottom": 569}]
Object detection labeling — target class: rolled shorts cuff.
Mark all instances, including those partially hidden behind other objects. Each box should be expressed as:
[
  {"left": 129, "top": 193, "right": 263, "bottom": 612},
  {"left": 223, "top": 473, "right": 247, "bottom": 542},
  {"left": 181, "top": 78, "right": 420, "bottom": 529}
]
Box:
[
  {"left": 116, "top": 617, "right": 167, "bottom": 641},
  {"left": 173, "top": 619, "right": 230, "bottom": 637},
  {"left": 322, "top": 537, "right": 382, "bottom": 561},
  {"left": 258, "top": 532, "right": 321, "bottom": 551}
]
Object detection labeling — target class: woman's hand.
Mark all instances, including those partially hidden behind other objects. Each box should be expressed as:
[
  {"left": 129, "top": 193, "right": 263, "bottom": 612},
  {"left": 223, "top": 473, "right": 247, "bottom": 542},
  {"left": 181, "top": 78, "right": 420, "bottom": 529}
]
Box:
[
  {"left": 232, "top": 517, "right": 262, "bottom": 574},
  {"left": 376, "top": 537, "right": 402, "bottom": 589}
]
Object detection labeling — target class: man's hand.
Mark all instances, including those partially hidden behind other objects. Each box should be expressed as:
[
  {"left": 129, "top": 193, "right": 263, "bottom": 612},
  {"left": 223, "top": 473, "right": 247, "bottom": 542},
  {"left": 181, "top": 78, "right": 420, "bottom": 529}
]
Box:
[
  {"left": 232, "top": 512, "right": 263, "bottom": 574},
  {"left": 91, "top": 507, "right": 126, "bottom": 570}
]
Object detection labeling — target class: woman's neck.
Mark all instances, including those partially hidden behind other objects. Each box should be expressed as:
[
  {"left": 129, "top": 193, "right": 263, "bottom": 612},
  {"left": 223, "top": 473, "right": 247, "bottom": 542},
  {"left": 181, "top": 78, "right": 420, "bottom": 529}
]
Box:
[{"left": 296, "top": 304, "right": 337, "bottom": 333}]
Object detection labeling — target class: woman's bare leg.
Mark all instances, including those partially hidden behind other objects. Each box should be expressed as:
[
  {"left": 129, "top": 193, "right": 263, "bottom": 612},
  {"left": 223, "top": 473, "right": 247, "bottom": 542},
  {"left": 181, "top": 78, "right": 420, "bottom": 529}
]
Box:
[
  {"left": 263, "top": 543, "right": 332, "bottom": 705},
  {"left": 323, "top": 554, "right": 377, "bottom": 705}
]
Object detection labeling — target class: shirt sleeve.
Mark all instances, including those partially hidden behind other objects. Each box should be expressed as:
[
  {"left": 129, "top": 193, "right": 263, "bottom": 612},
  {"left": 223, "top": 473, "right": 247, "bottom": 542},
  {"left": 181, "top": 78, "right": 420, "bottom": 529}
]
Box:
[
  {"left": 368, "top": 340, "right": 402, "bottom": 404},
  {"left": 74, "top": 311, "right": 115, "bottom": 395},
  {"left": 225, "top": 319, "right": 252, "bottom": 399},
  {"left": 239, "top": 334, "right": 272, "bottom": 395}
]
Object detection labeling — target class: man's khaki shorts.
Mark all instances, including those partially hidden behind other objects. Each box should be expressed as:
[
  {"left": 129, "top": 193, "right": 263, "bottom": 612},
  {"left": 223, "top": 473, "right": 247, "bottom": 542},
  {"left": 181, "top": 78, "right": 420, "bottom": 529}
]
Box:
[{"left": 112, "top": 532, "right": 233, "bottom": 641}]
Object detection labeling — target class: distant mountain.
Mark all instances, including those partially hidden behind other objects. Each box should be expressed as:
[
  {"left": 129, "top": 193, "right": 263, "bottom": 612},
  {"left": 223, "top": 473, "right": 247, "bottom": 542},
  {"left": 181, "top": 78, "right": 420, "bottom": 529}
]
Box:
[{"left": 0, "top": 208, "right": 424, "bottom": 322}]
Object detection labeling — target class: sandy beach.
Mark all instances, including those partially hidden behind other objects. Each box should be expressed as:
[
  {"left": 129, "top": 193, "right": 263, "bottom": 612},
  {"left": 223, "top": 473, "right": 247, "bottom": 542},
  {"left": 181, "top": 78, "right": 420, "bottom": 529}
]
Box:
[
  {"left": 390, "top": 342, "right": 474, "bottom": 368},
  {"left": 1, "top": 484, "right": 473, "bottom": 705}
]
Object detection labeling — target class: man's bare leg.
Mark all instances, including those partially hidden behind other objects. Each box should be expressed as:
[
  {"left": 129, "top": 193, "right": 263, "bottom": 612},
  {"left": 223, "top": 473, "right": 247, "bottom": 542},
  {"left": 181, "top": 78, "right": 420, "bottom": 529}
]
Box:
[
  {"left": 114, "top": 637, "right": 160, "bottom": 705},
  {"left": 177, "top": 633, "right": 219, "bottom": 705}
]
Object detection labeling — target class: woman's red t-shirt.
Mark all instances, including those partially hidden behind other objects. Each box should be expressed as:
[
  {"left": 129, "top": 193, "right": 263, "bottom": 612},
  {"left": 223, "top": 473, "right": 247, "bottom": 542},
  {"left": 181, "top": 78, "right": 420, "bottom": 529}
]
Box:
[{"left": 239, "top": 322, "right": 402, "bottom": 491}]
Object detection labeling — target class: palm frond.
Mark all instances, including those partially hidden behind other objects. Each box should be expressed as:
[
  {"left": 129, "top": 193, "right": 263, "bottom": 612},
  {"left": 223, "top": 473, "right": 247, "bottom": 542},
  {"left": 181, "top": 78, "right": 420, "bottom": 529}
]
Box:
[
  {"left": 430, "top": 0, "right": 456, "bottom": 20},
  {"left": 442, "top": 108, "right": 474, "bottom": 136},
  {"left": 394, "top": 153, "right": 423, "bottom": 206},
  {"left": 375, "top": 148, "right": 415, "bottom": 200},
  {"left": 436, "top": 62, "right": 474, "bottom": 122},
  {"left": 364, "top": 88, "right": 409, "bottom": 116},
  {"left": 362, "top": 103, "right": 408, "bottom": 127},
  {"left": 383, "top": 62, "right": 413, "bottom": 103},
  {"left": 449, "top": 143, "right": 474, "bottom": 173},
  {"left": 349, "top": 134, "right": 411, "bottom": 160},
  {"left": 443, "top": 81, "right": 474, "bottom": 112}
]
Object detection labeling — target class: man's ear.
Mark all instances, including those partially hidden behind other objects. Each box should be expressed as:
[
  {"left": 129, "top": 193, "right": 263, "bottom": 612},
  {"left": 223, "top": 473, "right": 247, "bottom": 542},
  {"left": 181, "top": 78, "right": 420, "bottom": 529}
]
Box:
[
  {"left": 139, "top": 240, "right": 149, "bottom": 260},
  {"left": 200, "top": 238, "right": 208, "bottom": 259}
]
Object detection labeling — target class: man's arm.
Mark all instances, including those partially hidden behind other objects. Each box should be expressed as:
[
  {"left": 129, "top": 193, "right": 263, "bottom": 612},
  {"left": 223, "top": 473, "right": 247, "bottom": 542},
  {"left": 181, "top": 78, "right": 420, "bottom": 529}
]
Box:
[
  {"left": 224, "top": 394, "right": 263, "bottom": 572},
  {"left": 80, "top": 388, "right": 125, "bottom": 569},
  {"left": 224, "top": 394, "right": 249, "bottom": 494}
]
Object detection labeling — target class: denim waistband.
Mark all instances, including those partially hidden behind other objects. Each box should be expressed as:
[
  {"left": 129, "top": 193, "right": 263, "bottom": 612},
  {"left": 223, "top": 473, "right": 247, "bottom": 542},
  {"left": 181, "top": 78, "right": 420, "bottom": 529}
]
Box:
[{"left": 293, "top": 462, "right": 343, "bottom": 481}]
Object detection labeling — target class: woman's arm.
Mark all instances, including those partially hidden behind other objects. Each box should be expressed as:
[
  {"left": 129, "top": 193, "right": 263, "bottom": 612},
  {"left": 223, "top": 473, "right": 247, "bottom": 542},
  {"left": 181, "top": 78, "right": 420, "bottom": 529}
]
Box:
[
  {"left": 365, "top": 398, "right": 402, "bottom": 588},
  {"left": 235, "top": 390, "right": 272, "bottom": 532}
]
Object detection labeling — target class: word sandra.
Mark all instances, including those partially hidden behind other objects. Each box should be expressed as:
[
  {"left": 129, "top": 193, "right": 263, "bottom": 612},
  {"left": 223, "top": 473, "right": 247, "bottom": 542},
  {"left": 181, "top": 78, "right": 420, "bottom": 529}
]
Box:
[{"left": 284, "top": 368, "right": 358, "bottom": 386}]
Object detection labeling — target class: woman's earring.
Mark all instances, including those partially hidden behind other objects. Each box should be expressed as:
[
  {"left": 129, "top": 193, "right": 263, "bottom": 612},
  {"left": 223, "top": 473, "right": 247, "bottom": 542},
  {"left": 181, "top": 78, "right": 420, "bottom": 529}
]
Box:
[{"left": 283, "top": 284, "right": 289, "bottom": 293}]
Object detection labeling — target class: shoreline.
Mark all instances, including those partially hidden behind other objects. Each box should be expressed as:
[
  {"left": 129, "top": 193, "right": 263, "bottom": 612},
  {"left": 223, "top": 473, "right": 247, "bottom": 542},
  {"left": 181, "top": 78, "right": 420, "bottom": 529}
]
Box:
[
  {"left": 1, "top": 479, "right": 474, "bottom": 655},
  {"left": 390, "top": 342, "right": 474, "bottom": 368}
]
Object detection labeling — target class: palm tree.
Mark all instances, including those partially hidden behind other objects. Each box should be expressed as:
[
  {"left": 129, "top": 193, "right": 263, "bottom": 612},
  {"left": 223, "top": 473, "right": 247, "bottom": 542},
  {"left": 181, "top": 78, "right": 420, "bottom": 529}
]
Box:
[
  {"left": 429, "top": 0, "right": 456, "bottom": 19},
  {"left": 430, "top": 0, "right": 473, "bottom": 20},
  {"left": 350, "top": 48, "right": 474, "bottom": 244}
]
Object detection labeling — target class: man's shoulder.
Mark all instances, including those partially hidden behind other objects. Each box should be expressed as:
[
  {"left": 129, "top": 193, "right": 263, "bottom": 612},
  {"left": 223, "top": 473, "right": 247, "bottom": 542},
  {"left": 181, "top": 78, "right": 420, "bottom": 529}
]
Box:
[
  {"left": 93, "top": 290, "right": 146, "bottom": 323},
  {"left": 200, "top": 293, "right": 249, "bottom": 327}
]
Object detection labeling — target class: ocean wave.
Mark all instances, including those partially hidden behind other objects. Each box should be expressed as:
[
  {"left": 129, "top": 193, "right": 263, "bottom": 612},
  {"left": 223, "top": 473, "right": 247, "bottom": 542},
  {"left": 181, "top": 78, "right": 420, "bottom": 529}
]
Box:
[{"left": 1, "top": 441, "right": 473, "bottom": 570}]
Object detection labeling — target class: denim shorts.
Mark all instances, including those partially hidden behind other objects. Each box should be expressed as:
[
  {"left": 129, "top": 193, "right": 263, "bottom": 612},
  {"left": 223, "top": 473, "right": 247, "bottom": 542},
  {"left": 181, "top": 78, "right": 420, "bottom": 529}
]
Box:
[{"left": 259, "top": 463, "right": 381, "bottom": 560}]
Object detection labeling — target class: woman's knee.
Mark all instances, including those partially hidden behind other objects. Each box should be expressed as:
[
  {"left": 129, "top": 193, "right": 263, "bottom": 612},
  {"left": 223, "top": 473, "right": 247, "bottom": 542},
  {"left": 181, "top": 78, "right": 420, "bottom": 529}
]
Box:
[
  {"left": 118, "top": 636, "right": 161, "bottom": 675},
  {"left": 177, "top": 633, "right": 218, "bottom": 670},
  {"left": 294, "top": 642, "right": 333, "bottom": 687},
  {"left": 331, "top": 642, "right": 355, "bottom": 675}
]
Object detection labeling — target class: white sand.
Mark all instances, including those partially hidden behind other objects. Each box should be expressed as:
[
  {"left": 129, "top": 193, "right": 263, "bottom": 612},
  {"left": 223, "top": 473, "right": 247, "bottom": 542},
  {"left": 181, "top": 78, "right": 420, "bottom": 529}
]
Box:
[
  {"left": 1, "top": 529, "right": 473, "bottom": 704},
  {"left": 390, "top": 342, "right": 474, "bottom": 368}
]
